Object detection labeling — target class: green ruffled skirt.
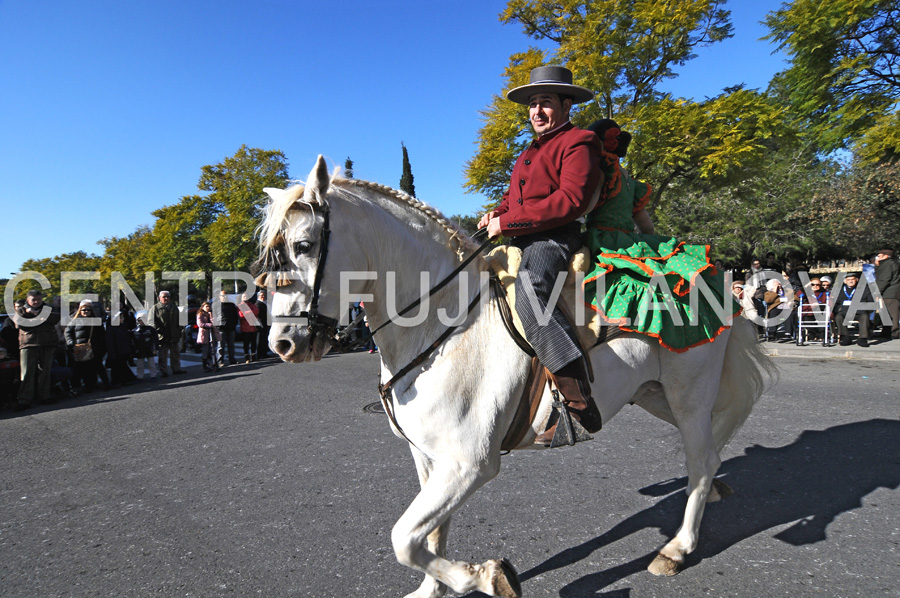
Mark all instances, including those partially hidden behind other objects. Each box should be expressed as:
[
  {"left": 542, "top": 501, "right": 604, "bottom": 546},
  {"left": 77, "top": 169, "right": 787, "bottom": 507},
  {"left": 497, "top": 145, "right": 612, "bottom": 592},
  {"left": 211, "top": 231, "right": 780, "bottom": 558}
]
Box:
[{"left": 583, "top": 229, "right": 741, "bottom": 352}]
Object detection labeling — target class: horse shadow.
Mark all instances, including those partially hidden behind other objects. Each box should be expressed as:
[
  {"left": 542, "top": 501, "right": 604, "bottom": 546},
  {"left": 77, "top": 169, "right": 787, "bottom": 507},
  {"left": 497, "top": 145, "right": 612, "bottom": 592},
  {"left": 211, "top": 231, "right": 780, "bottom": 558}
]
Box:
[{"left": 463, "top": 418, "right": 900, "bottom": 597}]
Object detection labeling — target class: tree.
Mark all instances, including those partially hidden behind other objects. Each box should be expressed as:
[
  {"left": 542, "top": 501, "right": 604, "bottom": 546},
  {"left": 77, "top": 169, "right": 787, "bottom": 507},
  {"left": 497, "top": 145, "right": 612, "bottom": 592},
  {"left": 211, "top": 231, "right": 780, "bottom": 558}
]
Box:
[
  {"left": 199, "top": 145, "right": 290, "bottom": 272},
  {"left": 626, "top": 89, "right": 790, "bottom": 216},
  {"left": 344, "top": 157, "right": 354, "bottom": 179},
  {"left": 98, "top": 226, "right": 156, "bottom": 301},
  {"left": 500, "top": 0, "right": 732, "bottom": 114},
  {"left": 400, "top": 142, "right": 416, "bottom": 197},
  {"left": 149, "top": 195, "right": 217, "bottom": 274},
  {"left": 798, "top": 160, "right": 900, "bottom": 257},
  {"left": 13, "top": 251, "right": 103, "bottom": 302},
  {"left": 657, "top": 142, "right": 840, "bottom": 264},
  {"left": 765, "top": 0, "right": 900, "bottom": 163},
  {"left": 465, "top": 0, "right": 786, "bottom": 213}
]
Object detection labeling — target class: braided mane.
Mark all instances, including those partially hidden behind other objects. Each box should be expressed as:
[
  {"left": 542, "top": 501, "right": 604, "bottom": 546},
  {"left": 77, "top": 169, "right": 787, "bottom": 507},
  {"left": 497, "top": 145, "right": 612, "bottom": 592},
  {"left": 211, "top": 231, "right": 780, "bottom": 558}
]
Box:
[
  {"left": 254, "top": 172, "right": 479, "bottom": 286},
  {"left": 331, "top": 175, "right": 479, "bottom": 257}
]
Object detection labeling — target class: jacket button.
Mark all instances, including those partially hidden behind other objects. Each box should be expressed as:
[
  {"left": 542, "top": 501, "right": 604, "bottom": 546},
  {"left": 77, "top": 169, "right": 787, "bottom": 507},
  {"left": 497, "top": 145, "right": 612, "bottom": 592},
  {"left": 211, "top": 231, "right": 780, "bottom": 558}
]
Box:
[
  {"left": 518, "top": 198, "right": 523, "bottom": 205},
  {"left": 519, "top": 178, "right": 525, "bottom": 186},
  {"left": 524, "top": 159, "right": 531, "bottom": 165}
]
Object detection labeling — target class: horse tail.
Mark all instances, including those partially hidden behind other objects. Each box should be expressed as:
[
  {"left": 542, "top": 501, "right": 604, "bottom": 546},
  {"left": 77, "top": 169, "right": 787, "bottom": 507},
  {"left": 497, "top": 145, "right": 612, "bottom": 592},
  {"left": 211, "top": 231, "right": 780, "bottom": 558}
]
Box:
[{"left": 711, "top": 318, "right": 778, "bottom": 452}]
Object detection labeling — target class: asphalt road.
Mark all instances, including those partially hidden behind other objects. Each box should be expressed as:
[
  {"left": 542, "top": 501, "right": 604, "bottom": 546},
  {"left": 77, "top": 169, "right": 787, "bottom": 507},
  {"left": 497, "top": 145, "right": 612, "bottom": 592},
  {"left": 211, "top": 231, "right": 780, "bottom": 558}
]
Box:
[{"left": 1, "top": 353, "right": 898, "bottom": 597}]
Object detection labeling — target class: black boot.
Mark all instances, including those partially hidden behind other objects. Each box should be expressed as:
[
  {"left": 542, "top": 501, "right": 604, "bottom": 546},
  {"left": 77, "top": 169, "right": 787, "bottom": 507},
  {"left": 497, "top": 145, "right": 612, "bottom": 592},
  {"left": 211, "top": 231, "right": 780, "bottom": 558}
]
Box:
[
  {"left": 202, "top": 360, "right": 213, "bottom": 372},
  {"left": 535, "top": 360, "right": 602, "bottom": 446}
]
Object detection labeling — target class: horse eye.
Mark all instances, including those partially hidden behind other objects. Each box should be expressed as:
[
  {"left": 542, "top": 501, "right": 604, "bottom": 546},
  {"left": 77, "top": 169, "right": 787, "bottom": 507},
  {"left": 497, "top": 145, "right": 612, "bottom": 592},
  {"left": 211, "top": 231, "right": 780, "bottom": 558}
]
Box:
[{"left": 293, "top": 241, "right": 313, "bottom": 255}]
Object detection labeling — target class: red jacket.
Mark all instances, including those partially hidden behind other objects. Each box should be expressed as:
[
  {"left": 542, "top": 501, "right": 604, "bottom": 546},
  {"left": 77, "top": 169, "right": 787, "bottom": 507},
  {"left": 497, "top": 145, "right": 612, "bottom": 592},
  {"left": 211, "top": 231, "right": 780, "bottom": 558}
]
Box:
[
  {"left": 496, "top": 122, "right": 603, "bottom": 236},
  {"left": 238, "top": 302, "right": 259, "bottom": 333}
]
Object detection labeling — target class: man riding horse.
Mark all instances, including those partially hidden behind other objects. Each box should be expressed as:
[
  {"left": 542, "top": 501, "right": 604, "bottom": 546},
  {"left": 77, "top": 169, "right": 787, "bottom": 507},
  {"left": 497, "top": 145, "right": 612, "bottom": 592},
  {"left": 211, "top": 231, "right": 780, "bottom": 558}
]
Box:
[{"left": 478, "top": 65, "right": 604, "bottom": 445}]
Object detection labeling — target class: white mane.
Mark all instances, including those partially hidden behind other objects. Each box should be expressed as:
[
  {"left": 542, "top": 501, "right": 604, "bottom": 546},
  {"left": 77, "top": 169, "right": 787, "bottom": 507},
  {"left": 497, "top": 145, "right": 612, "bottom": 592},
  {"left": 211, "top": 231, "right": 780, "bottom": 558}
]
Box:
[{"left": 257, "top": 172, "right": 479, "bottom": 263}]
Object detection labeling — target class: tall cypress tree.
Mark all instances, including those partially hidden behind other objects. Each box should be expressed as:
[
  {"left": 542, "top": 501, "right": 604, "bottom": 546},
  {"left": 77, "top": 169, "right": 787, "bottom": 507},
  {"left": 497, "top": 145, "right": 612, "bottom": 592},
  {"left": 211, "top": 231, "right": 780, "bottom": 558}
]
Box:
[
  {"left": 400, "top": 142, "right": 416, "bottom": 197},
  {"left": 344, "top": 157, "right": 354, "bottom": 179}
]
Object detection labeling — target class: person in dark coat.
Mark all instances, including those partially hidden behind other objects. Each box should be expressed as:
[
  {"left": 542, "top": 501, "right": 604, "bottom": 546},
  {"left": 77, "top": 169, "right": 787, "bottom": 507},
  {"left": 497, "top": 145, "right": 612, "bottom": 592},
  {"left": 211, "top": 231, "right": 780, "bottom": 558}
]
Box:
[
  {"left": 65, "top": 300, "right": 110, "bottom": 393},
  {"left": 255, "top": 290, "right": 270, "bottom": 359},
  {"left": 148, "top": 290, "right": 185, "bottom": 377},
  {"left": 214, "top": 290, "right": 239, "bottom": 366},
  {"left": 105, "top": 310, "right": 136, "bottom": 388},
  {"left": 14, "top": 290, "right": 61, "bottom": 409},
  {"left": 875, "top": 249, "right": 900, "bottom": 339},
  {"left": 834, "top": 272, "right": 874, "bottom": 347},
  {"left": 132, "top": 318, "right": 159, "bottom": 381}
]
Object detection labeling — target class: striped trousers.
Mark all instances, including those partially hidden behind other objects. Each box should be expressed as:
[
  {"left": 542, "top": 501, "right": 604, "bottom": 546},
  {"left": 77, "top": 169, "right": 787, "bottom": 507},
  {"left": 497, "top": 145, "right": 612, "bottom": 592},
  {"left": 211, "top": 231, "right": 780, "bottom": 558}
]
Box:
[{"left": 511, "top": 231, "right": 584, "bottom": 373}]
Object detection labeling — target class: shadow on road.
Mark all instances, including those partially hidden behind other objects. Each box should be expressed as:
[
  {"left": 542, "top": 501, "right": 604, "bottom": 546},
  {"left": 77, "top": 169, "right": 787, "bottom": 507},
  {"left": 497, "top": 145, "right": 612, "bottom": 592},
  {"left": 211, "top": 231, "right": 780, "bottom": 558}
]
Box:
[
  {"left": 463, "top": 418, "right": 900, "bottom": 597},
  {"left": 0, "top": 358, "right": 285, "bottom": 418}
]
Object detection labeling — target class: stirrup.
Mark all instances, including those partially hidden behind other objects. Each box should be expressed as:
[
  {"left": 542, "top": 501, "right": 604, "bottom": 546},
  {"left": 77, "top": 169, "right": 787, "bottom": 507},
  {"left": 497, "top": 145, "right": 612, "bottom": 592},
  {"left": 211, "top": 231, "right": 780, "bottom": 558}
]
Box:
[{"left": 549, "top": 389, "right": 593, "bottom": 448}]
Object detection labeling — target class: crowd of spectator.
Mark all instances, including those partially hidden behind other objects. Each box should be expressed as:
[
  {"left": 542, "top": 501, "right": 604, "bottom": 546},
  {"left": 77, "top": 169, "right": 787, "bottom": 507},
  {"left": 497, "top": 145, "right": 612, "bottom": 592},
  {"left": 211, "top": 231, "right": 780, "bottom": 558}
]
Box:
[
  {"left": 0, "top": 288, "right": 273, "bottom": 412},
  {"left": 726, "top": 249, "right": 900, "bottom": 347}
]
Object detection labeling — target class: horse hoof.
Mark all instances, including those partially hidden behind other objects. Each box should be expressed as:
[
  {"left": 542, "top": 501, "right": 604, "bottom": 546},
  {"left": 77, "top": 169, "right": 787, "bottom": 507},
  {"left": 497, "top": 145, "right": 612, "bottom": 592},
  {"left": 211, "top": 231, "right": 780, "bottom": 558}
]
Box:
[
  {"left": 487, "top": 558, "right": 522, "bottom": 598},
  {"left": 648, "top": 553, "right": 681, "bottom": 576},
  {"left": 709, "top": 478, "right": 734, "bottom": 502}
]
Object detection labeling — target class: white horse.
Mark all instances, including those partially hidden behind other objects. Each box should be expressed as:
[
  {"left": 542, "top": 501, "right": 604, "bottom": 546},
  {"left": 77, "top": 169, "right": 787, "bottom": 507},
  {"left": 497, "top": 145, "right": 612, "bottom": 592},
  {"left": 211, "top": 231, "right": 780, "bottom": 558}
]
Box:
[{"left": 256, "top": 156, "right": 775, "bottom": 598}]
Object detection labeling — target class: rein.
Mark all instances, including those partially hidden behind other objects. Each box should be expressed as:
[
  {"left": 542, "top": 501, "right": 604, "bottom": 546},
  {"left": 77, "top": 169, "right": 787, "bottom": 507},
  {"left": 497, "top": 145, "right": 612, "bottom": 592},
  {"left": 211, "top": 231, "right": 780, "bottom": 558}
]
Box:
[
  {"left": 367, "top": 234, "right": 493, "bottom": 338},
  {"left": 333, "top": 233, "right": 493, "bottom": 352},
  {"left": 297, "top": 203, "right": 492, "bottom": 353}
]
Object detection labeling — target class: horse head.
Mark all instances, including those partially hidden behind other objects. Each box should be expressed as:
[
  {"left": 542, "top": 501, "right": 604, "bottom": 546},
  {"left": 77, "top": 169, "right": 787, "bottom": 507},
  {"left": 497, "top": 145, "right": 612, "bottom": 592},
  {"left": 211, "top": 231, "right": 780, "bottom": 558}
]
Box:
[
  {"left": 255, "top": 155, "right": 361, "bottom": 363},
  {"left": 256, "top": 154, "right": 480, "bottom": 365}
]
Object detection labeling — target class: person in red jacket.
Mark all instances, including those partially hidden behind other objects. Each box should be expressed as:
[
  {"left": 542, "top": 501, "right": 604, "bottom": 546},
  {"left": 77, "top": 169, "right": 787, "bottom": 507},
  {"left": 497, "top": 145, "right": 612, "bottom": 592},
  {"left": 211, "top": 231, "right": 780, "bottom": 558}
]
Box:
[
  {"left": 238, "top": 293, "right": 260, "bottom": 363},
  {"left": 478, "top": 65, "right": 604, "bottom": 445}
]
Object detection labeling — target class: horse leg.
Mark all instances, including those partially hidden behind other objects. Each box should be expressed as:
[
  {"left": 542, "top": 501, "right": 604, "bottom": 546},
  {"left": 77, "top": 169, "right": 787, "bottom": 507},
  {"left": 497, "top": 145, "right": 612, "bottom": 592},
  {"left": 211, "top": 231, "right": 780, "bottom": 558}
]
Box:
[
  {"left": 649, "top": 365, "right": 723, "bottom": 576},
  {"left": 405, "top": 452, "right": 451, "bottom": 598},
  {"left": 392, "top": 456, "right": 521, "bottom": 598}
]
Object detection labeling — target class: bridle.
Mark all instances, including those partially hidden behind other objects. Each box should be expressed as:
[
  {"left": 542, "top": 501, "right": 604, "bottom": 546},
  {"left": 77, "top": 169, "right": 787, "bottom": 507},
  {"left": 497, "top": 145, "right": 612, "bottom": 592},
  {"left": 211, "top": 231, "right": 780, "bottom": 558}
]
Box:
[
  {"left": 292, "top": 204, "right": 492, "bottom": 353},
  {"left": 296, "top": 208, "right": 340, "bottom": 347}
]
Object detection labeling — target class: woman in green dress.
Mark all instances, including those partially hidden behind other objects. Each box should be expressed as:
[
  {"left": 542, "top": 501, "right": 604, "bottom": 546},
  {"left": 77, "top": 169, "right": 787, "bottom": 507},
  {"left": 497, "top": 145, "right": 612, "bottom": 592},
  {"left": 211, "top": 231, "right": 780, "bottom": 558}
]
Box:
[{"left": 582, "top": 119, "right": 740, "bottom": 352}]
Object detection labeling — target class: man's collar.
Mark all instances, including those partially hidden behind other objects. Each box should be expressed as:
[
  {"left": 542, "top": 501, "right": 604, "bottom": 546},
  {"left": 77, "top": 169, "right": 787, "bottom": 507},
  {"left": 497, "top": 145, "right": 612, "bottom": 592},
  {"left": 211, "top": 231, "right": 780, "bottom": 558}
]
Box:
[{"left": 533, "top": 121, "right": 573, "bottom": 146}]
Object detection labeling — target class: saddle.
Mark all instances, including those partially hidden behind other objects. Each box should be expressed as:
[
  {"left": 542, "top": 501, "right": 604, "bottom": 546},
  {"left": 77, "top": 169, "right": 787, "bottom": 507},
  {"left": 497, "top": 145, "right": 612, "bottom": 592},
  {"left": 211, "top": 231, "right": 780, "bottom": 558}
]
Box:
[
  {"left": 486, "top": 246, "right": 624, "bottom": 449},
  {"left": 484, "top": 245, "right": 605, "bottom": 352}
]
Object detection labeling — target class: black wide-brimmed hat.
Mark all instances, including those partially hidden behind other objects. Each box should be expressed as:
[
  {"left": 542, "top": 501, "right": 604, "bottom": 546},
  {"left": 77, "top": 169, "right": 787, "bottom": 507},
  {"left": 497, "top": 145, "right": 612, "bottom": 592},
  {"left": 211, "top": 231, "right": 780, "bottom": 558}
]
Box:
[{"left": 506, "top": 65, "right": 594, "bottom": 105}]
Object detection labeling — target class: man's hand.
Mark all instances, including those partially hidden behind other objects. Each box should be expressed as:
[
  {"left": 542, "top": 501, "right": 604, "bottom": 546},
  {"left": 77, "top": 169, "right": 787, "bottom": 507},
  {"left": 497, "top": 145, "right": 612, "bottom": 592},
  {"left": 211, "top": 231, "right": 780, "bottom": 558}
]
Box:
[
  {"left": 478, "top": 211, "right": 502, "bottom": 239},
  {"left": 486, "top": 217, "right": 502, "bottom": 239},
  {"left": 477, "top": 210, "right": 496, "bottom": 230}
]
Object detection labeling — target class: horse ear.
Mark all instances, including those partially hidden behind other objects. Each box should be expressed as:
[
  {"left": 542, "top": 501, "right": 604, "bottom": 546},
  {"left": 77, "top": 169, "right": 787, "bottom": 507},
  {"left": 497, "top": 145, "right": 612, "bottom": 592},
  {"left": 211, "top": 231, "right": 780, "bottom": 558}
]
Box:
[{"left": 303, "top": 155, "right": 331, "bottom": 206}]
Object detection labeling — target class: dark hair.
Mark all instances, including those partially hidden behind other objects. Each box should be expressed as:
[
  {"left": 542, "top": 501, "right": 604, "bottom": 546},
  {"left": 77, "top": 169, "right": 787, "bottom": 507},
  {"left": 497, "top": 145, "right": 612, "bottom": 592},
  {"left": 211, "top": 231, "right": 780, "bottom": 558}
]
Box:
[
  {"left": 26, "top": 289, "right": 43, "bottom": 299},
  {"left": 587, "top": 118, "right": 631, "bottom": 158},
  {"left": 615, "top": 130, "right": 632, "bottom": 157}
]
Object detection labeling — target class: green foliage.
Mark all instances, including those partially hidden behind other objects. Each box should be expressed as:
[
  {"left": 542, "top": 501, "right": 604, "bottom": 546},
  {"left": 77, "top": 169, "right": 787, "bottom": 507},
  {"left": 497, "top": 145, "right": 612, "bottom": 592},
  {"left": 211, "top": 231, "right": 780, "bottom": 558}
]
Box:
[
  {"left": 466, "top": 49, "right": 546, "bottom": 204},
  {"left": 797, "top": 160, "right": 900, "bottom": 257},
  {"left": 149, "top": 195, "right": 218, "bottom": 274},
  {"left": 500, "top": 0, "right": 732, "bottom": 113},
  {"left": 657, "top": 142, "right": 841, "bottom": 264},
  {"left": 11, "top": 251, "right": 103, "bottom": 302},
  {"left": 400, "top": 143, "right": 416, "bottom": 197},
  {"left": 627, "top": 90, "right": 791, "bottom": 214},
  {"left": 344, "top": 157, "right": 354, "bottom": 179},
  {"left": 98, "top": 226, "right": 156, "bottom": 300},
  {"left": 198, "top": 145, "right": 290, "bottom": 271},
  {"left": 765, "top": 0, "right": 900, "bottom": 162}
]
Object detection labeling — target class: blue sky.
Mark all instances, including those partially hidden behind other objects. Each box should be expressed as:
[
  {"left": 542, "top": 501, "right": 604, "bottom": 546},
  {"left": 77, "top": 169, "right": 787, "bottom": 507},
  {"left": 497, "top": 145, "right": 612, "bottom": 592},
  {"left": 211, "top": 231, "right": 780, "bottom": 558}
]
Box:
[{"left": 0, "top": 0, "right": 787, "bottom": 278}]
